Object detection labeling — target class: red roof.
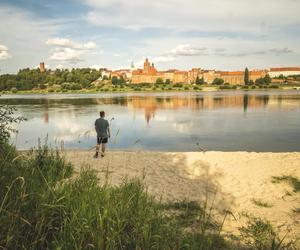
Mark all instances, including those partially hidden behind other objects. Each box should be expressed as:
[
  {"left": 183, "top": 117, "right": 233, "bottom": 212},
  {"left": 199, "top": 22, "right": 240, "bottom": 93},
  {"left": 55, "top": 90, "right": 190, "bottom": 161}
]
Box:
[
  {"left": 270, "top": 67, "right": 300, "bottom": 72},
  {"left": 221, "top": 71, "right": 244, "bottom": 76}
]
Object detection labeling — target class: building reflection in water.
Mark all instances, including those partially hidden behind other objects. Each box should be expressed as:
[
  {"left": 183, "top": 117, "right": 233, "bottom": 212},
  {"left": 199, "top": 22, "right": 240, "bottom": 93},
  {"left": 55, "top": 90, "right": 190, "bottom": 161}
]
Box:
[
  {"left": 126, "top": 93, "right": 288, "bottom": 123},
  {"left": 38, "top": 92, "right": 299, "bottom": 124}
]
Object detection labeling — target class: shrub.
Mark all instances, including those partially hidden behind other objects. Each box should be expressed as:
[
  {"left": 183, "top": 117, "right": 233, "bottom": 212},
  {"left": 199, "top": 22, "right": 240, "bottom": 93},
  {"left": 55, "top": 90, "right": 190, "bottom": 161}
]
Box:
[
  {"left": 269, "top": 85, "right": 279, "bottom": 89},
  {"left": 239, "top": 216, "right": 282, "bottom": 250},
  {"left": 0, "top": 106, "right": 26, "bottom": 143},
  {"left": 219, "top": 85, "right": 237, "bottom": 90},
  {"left": 11, "top": 87, "right": 18, "bottom": 93},
  {"left": 184, "top": 86, "right": 189, "bottom": 90},
  {"left": 155, "top": 78, "right": 164, "bottom": 85},
  {"left": 212, "top": 78, "right": 224, "bottom": 85},
  {"left": 173, "top": 83, "right": 183, "bottom": 88}
]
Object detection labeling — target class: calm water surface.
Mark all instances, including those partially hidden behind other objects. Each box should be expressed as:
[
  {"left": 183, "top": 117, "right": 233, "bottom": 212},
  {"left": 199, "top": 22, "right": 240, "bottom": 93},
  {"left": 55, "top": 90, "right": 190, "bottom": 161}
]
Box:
[{"left": 1, "top": 90, "right": 300, "bottom": 152}]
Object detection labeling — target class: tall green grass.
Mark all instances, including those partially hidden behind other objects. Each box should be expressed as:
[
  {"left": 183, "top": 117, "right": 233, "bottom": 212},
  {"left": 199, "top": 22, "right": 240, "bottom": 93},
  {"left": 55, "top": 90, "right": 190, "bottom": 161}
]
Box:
[
  {"left": 0, "top": 143, "right": 234, "bottom": 249},
  {"left": 0, "top": 143, "right": 297, "bottom": 249}
]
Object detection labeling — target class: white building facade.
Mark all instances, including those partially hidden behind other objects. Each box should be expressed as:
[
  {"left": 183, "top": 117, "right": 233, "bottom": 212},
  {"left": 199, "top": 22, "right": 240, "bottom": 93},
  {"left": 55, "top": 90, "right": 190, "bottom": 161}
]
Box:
[{"left": 268, "top": 67, "right": 300, "bottom": 78}]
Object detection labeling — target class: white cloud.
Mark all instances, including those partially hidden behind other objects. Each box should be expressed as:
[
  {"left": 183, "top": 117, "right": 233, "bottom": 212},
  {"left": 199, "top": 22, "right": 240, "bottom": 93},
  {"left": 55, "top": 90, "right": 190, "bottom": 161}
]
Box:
[
  {"left": 169, "top": 44, "right": 208, "bottom": 56},
  {"left": 56, "top": 64, "right": 65, "bottom": 69},
  {"left": 90, "top": 64, "right": 104, "bottom": 69},
  {"left": 0, "top": 6, "right": 61, "bottom": 72},
  {"left": 46, "top": 38, "right": 97, "bottom": 63},
  {"left": 46, "top": 38, "right": 96, "bottom": 50},
  {"left": 151, "top": 56, "right": 175, "bottom": 63},
  {"left": 84, "top": 0, "right": 300, "bottom": 34},
  {"left": 50, "top": 48, "right": 83, "bottom": 63},
  {"left": 0, "top": 44, "right": 11, "bottom": 60}
]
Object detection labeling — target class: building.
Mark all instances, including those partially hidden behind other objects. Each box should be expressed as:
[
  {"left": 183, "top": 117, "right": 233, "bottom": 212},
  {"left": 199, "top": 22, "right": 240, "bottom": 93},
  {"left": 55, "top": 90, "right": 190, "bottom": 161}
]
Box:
[
  {"left": 39, "top": 62, "right": 45, "bottom": 72},
  {"left": 268, "top": 67, "right": 300, "bottom": 78},
  {"left": 201, "top": 70, "right": 221, "bottom": 84},
  {"left": 219, "top": 71, "right": 266, "bottom": 85},
  {"left": 111, "top": 69, "right": 132, "bottom": 80},
  {"left": 130, "top": 58, "right": 268, "bottom": 85},
  {"left": 132, "top": 58, "right": 190, "bottom": 84}
]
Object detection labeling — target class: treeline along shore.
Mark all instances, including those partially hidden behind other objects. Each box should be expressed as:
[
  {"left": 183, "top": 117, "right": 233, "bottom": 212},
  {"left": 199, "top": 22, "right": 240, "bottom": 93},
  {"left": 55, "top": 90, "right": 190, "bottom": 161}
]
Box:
[{"left": 1, "top": 68, "right": 300, "bottom": 94}]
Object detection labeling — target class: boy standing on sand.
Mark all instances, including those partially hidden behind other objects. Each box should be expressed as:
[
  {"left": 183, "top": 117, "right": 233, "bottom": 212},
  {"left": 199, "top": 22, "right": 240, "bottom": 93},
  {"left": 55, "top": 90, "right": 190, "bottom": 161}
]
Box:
[{"left": 94, "top": 111, "right": 110, "bottom": 158}]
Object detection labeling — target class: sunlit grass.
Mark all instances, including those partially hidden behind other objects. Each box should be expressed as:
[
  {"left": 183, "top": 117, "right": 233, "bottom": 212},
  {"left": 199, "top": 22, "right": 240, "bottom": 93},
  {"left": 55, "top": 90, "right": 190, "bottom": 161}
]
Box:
[
  {"left": 252, "top": 198, "right": 273, "bottom": 208},
  {"left": 271, "top": 175, "right": 300, "bottom": 193}
]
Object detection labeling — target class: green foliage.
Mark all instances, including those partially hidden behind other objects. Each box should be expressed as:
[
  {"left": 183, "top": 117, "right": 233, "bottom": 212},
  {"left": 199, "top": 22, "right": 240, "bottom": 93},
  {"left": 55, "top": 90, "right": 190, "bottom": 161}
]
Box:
[
  {"left": 11, "top": 87, "right": 18, "bottom": 93},
  {"left": 269, "top": 85, "right": 280, "bottom": 89},
  {"left": 61, "top": 82, "right": 82, "bottom": 90},
  {"left": 155, "top": 78, "right": 164, "bottom": 85},
  {"left": 0, "top": 142, "right": 234, "bottom": 250},
  {"left": 196, "top": 76, "right": 205, "bottom": 85},
  {"left": 272, "top": 175, "right": 300, "bottom": 192},
  {"left": 219, "top": 85, "right": 237, "bottom": 90},
  {"left": 0, "top": 105, "right": 26, "bottom": 143},
  {"left": 39, "top": 83, "right": 47, "bottom": 89},
  {"left": 256, "top": 74, "right": 272, "bottom": 85},
  {"left": 239, "top": 217, "right": 276, "bottom": 249},
  {"left": 252, "top": 199, "right": 273, "bottom": 208},
  {"left": 244, "top": 67, "right": 250, "bottom": 85},
  {"left": 264, "top": 74, "right": 272, "bottom": 85},
  {"left": 165, "top": 78, "right": 171, "bottom": 84},
  {"left": 212, "top": 78, "right": 224, "bottom": 85},
  {"left": 133, "top": 86, "right": 142, "bottom": 91},
  {"left": 0, "top": 68, "right": 101, "bottom": 91},
  {"left": 111, "top": 76, "right": 119, "bottom": 85},
  {"left": 173, "top": 83, "right": 183, "bottom": 88}
]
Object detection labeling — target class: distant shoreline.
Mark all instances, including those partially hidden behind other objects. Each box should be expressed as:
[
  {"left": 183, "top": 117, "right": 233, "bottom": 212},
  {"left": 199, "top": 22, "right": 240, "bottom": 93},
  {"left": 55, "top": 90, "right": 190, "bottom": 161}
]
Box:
[{"left": 1, "top": 85, "right": 300, "bottom": 95}]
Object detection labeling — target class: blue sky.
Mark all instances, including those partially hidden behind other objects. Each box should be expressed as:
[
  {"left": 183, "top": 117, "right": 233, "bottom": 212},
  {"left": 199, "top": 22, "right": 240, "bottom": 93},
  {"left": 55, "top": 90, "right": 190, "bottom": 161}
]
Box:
[{"left": 0, "top": 0, "right": 299, "bottom": 73}]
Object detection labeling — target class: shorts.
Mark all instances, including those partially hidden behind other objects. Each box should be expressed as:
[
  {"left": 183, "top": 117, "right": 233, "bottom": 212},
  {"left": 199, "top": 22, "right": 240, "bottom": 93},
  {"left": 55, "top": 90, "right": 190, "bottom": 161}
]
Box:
[{"left": 97, "top": 137, "right": 108, "bottom": 144}]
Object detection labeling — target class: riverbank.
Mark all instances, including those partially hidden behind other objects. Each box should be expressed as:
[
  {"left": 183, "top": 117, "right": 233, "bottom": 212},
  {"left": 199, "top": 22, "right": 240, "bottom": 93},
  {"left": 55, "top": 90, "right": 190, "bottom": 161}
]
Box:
[
  {"left": 1, "top": 85, "right": 299, "bottom": 95},
  {"left": 64, "top": 150, "right": 300, "bottom": 242}
]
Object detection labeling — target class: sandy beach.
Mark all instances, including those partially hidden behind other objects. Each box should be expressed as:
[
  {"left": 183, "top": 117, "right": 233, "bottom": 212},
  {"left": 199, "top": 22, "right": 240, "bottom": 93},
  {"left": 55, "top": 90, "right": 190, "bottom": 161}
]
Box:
[{"left": 64, "top": 150, "right": 300, "bottom": 242}]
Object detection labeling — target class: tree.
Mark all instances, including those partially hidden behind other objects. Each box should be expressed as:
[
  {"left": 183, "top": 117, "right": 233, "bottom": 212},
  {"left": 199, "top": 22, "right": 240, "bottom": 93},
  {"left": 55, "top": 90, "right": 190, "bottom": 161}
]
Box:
[
  {"left": 165, "top": 79, "right": 171, "bottom": 84},
  {"left": 0, "top": 105, "right": 26, "bottom": 143},
  {"left": 111, "top": 76, "right": 119, "bottom": 85},
  {"left": 196, "top": 76, "right": 204, "bottom": 85},
  {"left": 119, "top": 76, "right": 126, "bottom": 84},
  {"left": 244, "top": 67, "right": 249, "bottom": 85},
  {"left": 255, "top": 74, "right": 271, "bottom": 85},
  {"left": 212, "top": 78, "right": 224, "bottom": 85},
  {"left": 155, "top": 78, "right": 164, "bottom": 85},
  {"left": 264, "top": 74, "right": 271, "bottom": 85}
]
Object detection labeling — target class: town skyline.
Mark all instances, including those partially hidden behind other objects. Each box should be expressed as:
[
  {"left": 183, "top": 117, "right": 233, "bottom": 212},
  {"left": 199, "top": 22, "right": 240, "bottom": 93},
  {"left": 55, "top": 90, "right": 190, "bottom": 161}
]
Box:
[{"left": 1, "top": 0, "right": 300, "bottom": 74}]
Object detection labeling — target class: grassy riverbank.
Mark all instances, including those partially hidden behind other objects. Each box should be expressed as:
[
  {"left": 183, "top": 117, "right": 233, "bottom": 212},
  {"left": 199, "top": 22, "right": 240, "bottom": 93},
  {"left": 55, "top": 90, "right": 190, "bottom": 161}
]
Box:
[
  {"left": 1, "top": 144, "right": 299, "bottom": 249},
  {"left": 1, "top": 84, "right": 299, "bottom": 95}
]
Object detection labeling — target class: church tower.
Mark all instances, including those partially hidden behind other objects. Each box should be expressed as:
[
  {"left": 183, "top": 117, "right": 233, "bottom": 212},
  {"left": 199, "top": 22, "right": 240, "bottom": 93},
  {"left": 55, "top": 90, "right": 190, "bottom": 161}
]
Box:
[{"left": 143, "top": 58, "right": 151, "bottom": 73}]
